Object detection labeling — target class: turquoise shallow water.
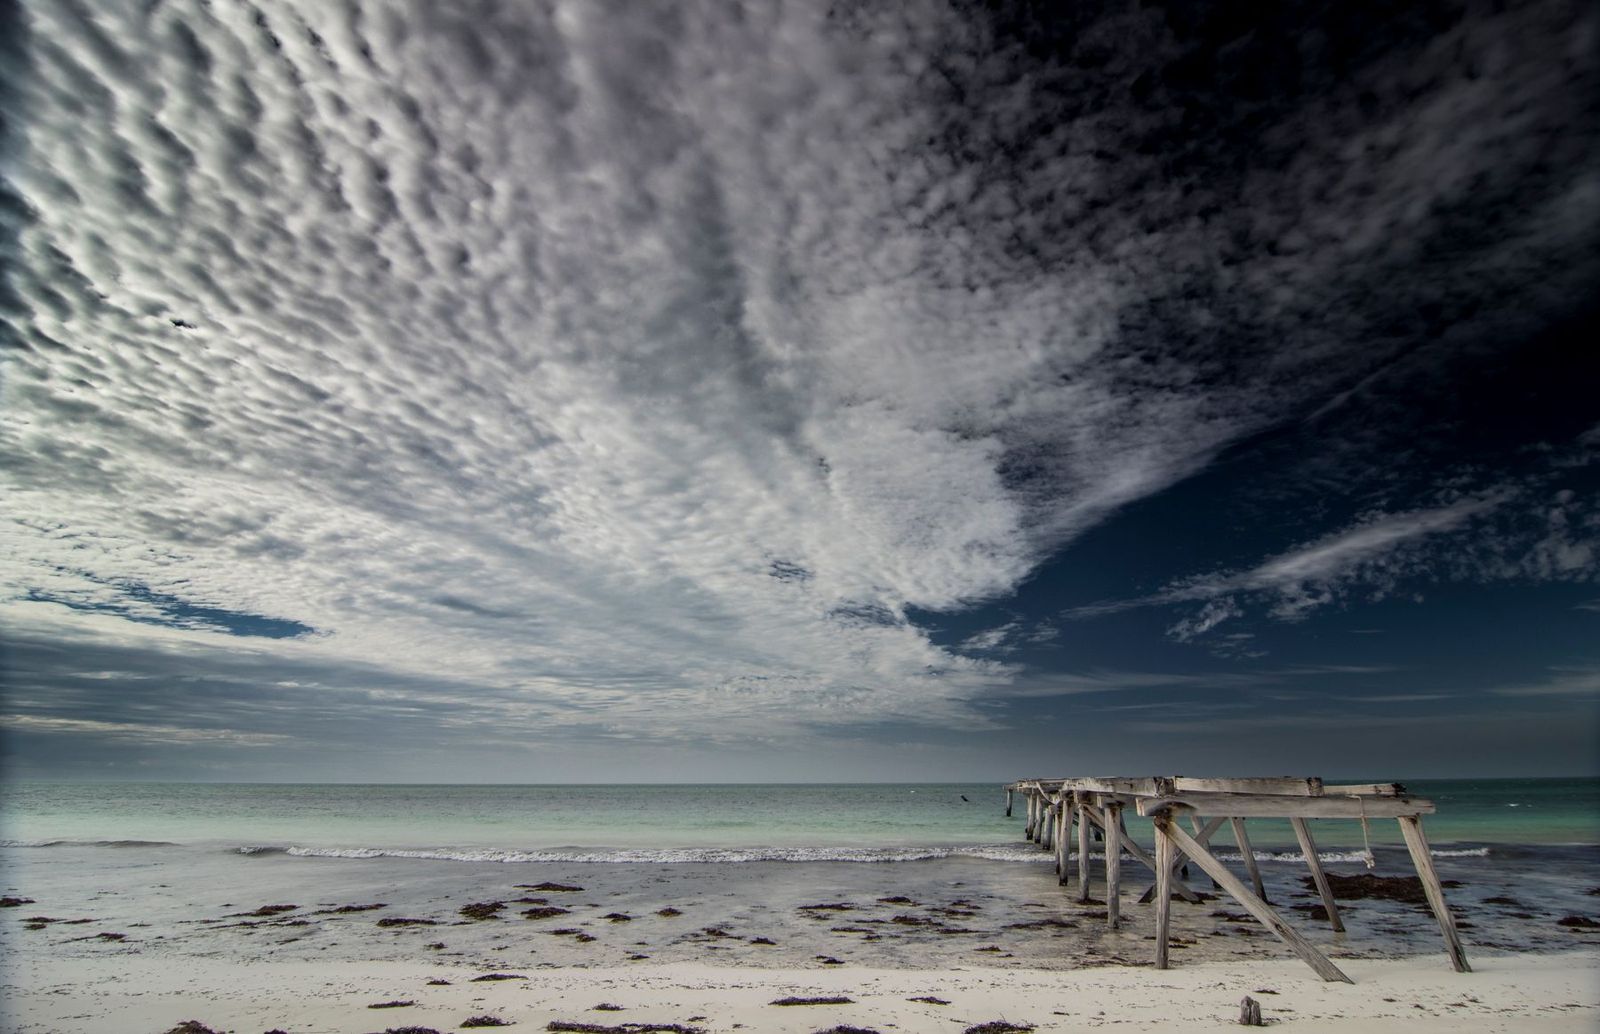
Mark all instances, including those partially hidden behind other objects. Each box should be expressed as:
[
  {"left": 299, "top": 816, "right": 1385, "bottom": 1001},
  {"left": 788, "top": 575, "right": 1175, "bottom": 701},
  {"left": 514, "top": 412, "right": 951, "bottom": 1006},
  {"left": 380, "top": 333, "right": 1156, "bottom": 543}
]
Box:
[{"left": 3, "top": 778, "right": 1595, "bottom": 857}]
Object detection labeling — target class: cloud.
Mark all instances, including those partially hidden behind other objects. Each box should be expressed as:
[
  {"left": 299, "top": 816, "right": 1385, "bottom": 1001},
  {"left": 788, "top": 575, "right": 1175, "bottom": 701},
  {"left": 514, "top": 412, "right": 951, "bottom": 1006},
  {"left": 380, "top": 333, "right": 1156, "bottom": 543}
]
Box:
[
  {"left": 959, "top": 622, "right": 1020, "bottom": 653},
  {"left": 1488, "top": 668, "right": 1600, "bottom": 698},
  {"left": 0, "top": 714, "right": 291, "bottom": 747},
  {"left": 2, "top": 1, "right": 1596, "bottom": 754},
  {"left": 1086, "top": 475, "right": 1599, "bottom": 644},
  {"left": 1166, "top": 597, "right": 1242, "bottom": 642}
]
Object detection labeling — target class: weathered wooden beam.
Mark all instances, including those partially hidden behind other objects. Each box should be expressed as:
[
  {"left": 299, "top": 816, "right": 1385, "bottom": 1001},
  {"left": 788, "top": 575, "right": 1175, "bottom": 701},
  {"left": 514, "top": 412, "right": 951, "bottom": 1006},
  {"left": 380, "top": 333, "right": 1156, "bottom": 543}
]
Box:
[
  {"left": 1155, "top": 814, "right": 1353, "bottom": 983},
  {"left": 1057, "top": 777, "right": 1169, "bottom": 796},
  {"left": 1137, "top": 793, "right": 1433, "bottom": 819},
  {"left": 1291, "top": 817, "right": 1343, "bottom": 931},
  {"left": 1397, "top": 815, "right": 1471, "bottom": 973},
  {"left": 1323, "top": 782, "right": 1405, "bottom": 797},
  {"left": 1041, "top": 800, "right": 1055, "bottom": 851},
  {"left": 1231, "top": 817, "right": 1268, "bottom": 902},
  {"left": 1104, "top": 800, "right": 1123, "bottom": 929},
  {"left": 1172, "top": 777, "right": 1324, "bottom": 796},
  {"left": 1005, "top": 788, "right": 1013, "bottom": 817}
]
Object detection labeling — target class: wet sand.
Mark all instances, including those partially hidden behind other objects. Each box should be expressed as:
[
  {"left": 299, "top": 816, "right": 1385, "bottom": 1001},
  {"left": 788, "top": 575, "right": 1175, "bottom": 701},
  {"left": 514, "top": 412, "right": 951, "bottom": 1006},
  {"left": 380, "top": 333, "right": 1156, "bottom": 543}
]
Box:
[{"left": 5, "top": 842, "right": 1599, "bottom": 1031}]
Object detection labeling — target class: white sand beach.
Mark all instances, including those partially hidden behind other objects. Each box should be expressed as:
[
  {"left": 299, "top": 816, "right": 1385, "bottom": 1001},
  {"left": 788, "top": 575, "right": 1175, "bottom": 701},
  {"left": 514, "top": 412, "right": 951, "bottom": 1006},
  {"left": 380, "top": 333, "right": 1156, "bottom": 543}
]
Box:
[{"left": 6, "top": 950, "right": 1597, "bottom": 1034}]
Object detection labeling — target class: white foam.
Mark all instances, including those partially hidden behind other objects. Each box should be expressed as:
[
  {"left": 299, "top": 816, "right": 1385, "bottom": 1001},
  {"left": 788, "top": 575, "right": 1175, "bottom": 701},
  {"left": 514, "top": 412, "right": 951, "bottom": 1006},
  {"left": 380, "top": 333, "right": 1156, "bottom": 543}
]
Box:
[{"left": 265, "top": 843, "right": 1057, "bottom": 864}]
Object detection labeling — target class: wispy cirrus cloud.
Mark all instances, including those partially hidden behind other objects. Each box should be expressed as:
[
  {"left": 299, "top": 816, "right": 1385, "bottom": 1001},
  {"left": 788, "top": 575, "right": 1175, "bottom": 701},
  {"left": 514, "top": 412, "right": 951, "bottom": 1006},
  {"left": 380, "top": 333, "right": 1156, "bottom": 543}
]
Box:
[
  {"left": 1084, "top": 475, "right": 1599, "bottom": 648},
  {"left": 1488, "top": 668, "right": 1600, "bottom": 698}
]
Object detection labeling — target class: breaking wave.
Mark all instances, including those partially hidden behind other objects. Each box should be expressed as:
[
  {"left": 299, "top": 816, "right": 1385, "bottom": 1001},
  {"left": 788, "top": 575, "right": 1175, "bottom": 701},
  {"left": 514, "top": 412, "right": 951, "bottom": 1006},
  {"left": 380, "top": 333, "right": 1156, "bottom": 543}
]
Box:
[
  {"left": 228, "top": 843, "right": 1491, "bottom": 865},
  {"left": 0, "top": 838, "right": 176, "bottom": 848},
  {"left": 238, "top": 843, "right": 1056, "bottom": 864}
]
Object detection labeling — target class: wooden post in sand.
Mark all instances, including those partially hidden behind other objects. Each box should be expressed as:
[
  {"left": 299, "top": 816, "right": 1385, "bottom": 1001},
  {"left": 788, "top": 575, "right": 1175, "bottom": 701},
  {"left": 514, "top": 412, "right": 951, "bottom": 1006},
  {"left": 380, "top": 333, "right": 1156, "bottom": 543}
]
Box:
[
  {"left": 1103, "top": 799, "right": 1123, "bottom": 928},
  {"left": 1076, "top": 791, "right": 1093, "bottom": 903},
  {"left": 1041, "top": 800, "right": 1055, "bottom": 851},
  {"left": 1153, "top": 815, "right": 1174, "bottom": 968},
  {"left": 1025, "top": 791, "right": 1036, "bottom": 840},
  {"left": 1397, "top": 815, "right": 1471, "bottom": 973},
  {"left": 1290, "top": 817, "right": 1343, "bottom": 931},
  {"left": 1056, "top": 798, "right": 1070, "bottom": 884}
]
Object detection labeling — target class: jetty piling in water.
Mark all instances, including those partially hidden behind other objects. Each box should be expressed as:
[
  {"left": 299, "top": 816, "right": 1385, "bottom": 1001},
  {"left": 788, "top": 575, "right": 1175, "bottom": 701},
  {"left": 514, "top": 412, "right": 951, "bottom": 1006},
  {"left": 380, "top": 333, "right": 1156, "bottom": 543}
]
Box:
[{"left": 1004, "top": 776, "right": 1469, "bottom": 982}]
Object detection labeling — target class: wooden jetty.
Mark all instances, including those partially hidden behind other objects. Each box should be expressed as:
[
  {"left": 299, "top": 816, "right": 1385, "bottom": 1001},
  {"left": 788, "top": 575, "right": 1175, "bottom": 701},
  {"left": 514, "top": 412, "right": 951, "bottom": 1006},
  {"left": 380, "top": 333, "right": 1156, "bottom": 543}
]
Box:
[{"left": 1003, "top": 776, "right": 1468, "bottom": 983}]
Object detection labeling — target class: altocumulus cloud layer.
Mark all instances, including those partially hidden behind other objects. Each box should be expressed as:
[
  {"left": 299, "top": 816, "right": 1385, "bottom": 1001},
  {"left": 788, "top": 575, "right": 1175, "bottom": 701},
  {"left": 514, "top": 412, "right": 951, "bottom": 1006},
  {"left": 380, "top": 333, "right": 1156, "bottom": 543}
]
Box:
[{"left": 1, "top": 1, "right": 1597, "bottom": 768}]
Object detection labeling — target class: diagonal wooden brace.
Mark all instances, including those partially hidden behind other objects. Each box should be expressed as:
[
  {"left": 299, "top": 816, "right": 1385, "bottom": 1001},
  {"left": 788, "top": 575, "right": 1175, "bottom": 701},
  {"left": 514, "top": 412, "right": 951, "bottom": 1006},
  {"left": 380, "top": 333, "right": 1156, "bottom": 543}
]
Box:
[{"left": 1156, "top": 813, "right": 1353, "bottom": 983}]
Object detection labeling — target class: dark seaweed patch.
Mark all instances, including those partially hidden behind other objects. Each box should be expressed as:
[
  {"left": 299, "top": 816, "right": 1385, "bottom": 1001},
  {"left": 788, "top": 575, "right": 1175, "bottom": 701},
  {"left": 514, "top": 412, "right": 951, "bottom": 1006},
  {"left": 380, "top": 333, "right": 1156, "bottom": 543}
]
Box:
[
  {"left": 771, "top": 997, "right": 853, "bottom": 1006},
  {"left": 229, "top": 904, "right": 298, "bottom": 917}
]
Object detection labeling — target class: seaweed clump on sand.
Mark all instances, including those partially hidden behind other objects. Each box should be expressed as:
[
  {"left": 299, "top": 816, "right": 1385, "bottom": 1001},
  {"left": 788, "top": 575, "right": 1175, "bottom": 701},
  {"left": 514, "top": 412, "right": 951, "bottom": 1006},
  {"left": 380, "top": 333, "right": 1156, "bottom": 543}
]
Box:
[
  {"left": 522, "top": 906, "right": 571, "bottom": 920},
  {"left": 770, "top": 997, "right": 854, "bottom": 1006},
  {"left": 1557, "top": 915, "right": 1600, "bottom": 929},
  {"left": 963, "top": 1024, "right": 1035, "bottom": 1034},
  {"left": 907, "top": 996, "right": 950, "bottom": 1005},
  {"left": 163, "top": 1023, "right": 222, "bottom": 1034},
  {"left": 814, "top": 1028, "right": 882, "bottom": 1034},
  {"left": 379, "top": 1027, "right": 442, "bottom": 1034},
  {"left": 460, "top": 901, "right": 507, "bottom": 921},
  {"left": 471, "top": 973, "right": 529, "bottom": 982},
  {"left": 518, "top": 882, "right": 584, "bottom": 892},
  {"left": 315, "top": 903, "right": 388, "bottom": 914},
  {"left": 369, "top": 1000, "right": 416, "bottom": 1009},
  {"left": 1304, "top": 873, "right": 1430, "bottom": 904},
  {"left": 229, "top": 904, "right": 299, "bottom": 917},
  {"left": 655, "top": 907, "right": 683, "bottom": 917},
  {"left": 378, "top": 917, "right": 439, "bottom": 927},
  {"left": 545, "top": 1024, "right": 703, "bottom": 1034},
  {"left": 461, "top": 1017, "right": 514, "bottom": 1028},
  {"left": 0, "top": 896, "right": 35, "bottom": 907}
]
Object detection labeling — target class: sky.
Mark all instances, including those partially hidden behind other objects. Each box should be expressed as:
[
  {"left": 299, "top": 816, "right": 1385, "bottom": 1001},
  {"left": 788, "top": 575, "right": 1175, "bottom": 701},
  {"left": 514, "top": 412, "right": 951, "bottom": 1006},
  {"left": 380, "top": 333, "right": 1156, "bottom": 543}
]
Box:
[{"left": 1, "top": 0, "right": 1597, "bottom": 783}]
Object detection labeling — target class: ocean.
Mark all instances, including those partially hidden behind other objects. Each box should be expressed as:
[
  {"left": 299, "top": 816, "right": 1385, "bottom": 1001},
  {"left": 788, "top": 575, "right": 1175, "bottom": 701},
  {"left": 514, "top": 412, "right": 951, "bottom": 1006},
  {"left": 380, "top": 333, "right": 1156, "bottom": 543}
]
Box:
[
  {"left": 3, "top": 779, "right": 1597, "bottom": 974},
  {"left": 6, "top": 778, "right": 1597, "bottom": 858}
]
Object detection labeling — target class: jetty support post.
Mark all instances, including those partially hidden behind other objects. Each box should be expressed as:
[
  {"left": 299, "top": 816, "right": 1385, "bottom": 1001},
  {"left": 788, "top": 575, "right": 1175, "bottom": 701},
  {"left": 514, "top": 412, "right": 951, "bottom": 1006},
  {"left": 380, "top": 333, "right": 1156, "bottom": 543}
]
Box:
[
  {"left": 1041, "top": 798, "right": 1055, "bottom": 851},
  {"left": 1025, "top": 790, "right": 1036, "bottom": 841},
  {"left": 1103, "top": 799, "right": 1123, "bottom": 928},
  {"left": 1153, "top": 812, "right": 1174, "bottom": 968},
  {"left": 1055, "top": 796, "right": 1070, "bottom": 883},
  {"left": 1397, "top": 815, "right": 1471, "bottom": 973},
  {"left": 1005, "top": 787, "right": 1013, "bottom": 818},
  {"left": 1075, "top": 791, "right": 1093, "bottom": 903},
  {"left": 1290, "top": 817, "right": 1344, "bottom": 931}
]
